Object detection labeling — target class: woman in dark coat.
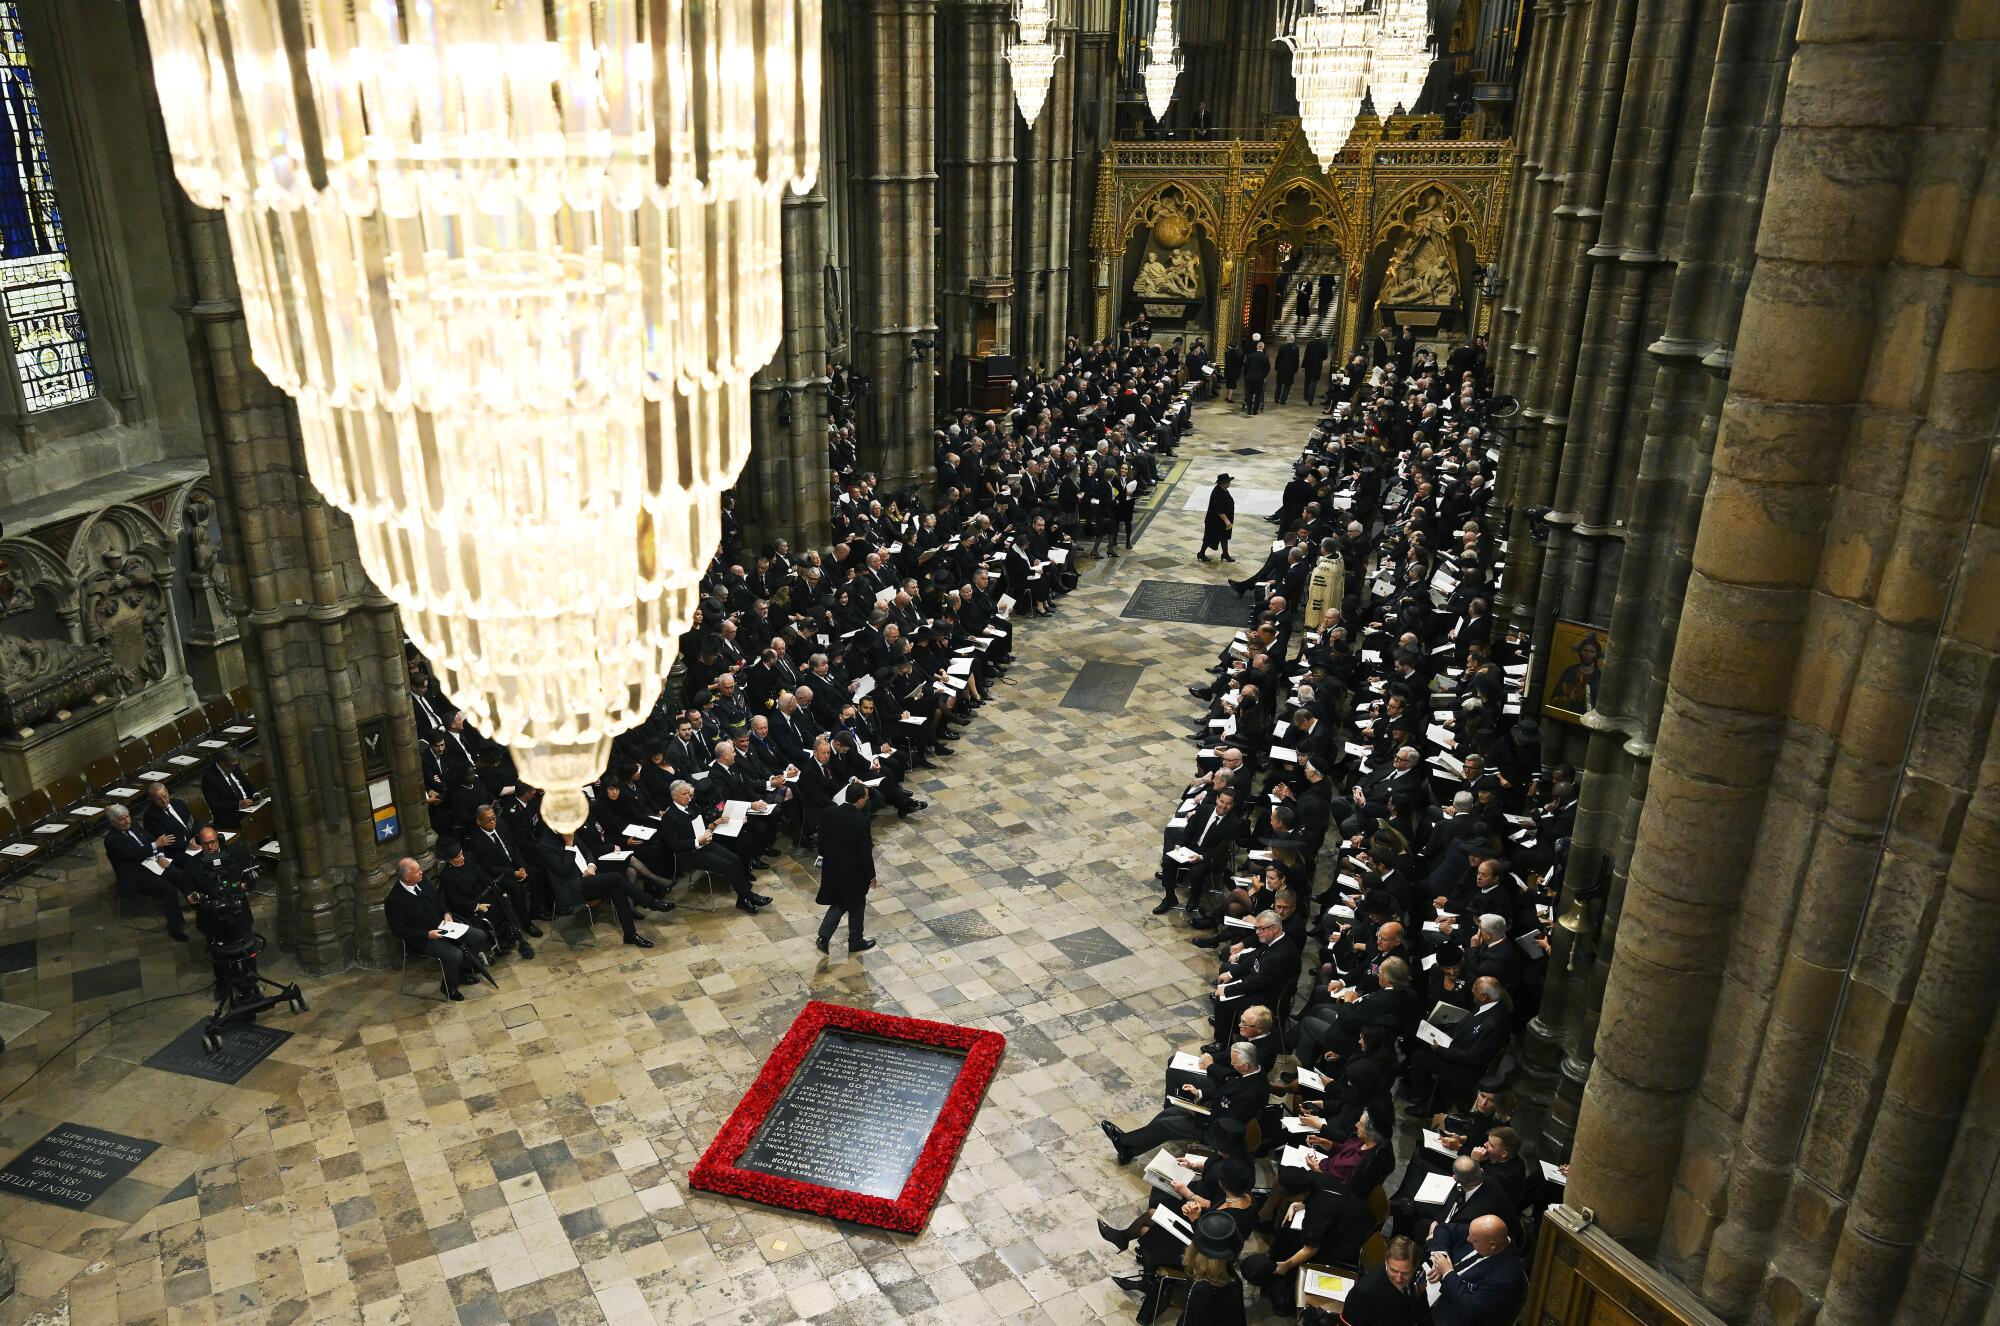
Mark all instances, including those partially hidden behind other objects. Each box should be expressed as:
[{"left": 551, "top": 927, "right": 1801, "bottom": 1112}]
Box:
[
  {"left": 1198, "top": 473, "right": 1236, "bottom": 562},
  {"left": 813, "top": 783, "right": 877, "bottom": 954}
]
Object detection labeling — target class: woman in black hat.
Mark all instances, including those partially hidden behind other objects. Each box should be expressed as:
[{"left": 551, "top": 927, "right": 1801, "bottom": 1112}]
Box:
[
  {"left": 1178, "top": 1210, "right": 1251, "bottom": 1325},
  {"left": 1198, "top": 473, "right": 1235, "bottom": 562},
  {"left": 1101, "top": 1157, "right": 1256, "bottom": 1323}
]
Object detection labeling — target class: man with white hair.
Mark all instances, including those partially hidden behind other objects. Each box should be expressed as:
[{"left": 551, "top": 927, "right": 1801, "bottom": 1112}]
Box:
[
  {"left": 1100, "top": 1038, "right": 1271, "bottom": 1163},
  {"left": 104, "top": 804, "right": 194, "bottom": 940}
]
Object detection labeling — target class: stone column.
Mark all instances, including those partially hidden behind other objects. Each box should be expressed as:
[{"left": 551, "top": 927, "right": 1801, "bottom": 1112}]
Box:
[
  {"left": 940, "top": 0, "right": 1016, "bottom": 365},
  {"left": 849, "top": 0, "right": 938, "bottom": 488},
  {"left": 1566, "top": 1, "right": 1999, "bottom": 1279},
  {"left": 177, "top": 210, "right": 429, "bottom": 972},
  {"left": 742, "top": 185, "right": 834, "bottom": 554},
  {"left": 1015, "top": 18, "right": 1083, "bottom": 372}
]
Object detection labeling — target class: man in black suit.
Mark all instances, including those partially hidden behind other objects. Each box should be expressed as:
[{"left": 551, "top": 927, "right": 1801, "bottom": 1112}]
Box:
[
  {"left": 1274, "top": 338, "right": 1300, "bottom": 404},
  {"left": 464, "top": 804, "right": 542, "bottom": 939},
  {"left": 1101, "top": 1040, "right": 1270, "bottom": 1161},
  {"left": 813, "top": 783, "right": 877, "bottom": 955},
  {"left": 1420, "top": 1157, "right": 1518, "bottom": 1246},
  {"left": 1157, "top": 787, "right": 1247, "bottom": 915},
  {"left": 1425, "top": 1215, "right": 1527, "bottom": 1326},
  {"left": 1301, "top": 338, "right": 1329, "bottom": 407},
  {"left": 104, "top": 805, "right": 193, "bottom": 940},
  {"left": 1406, "top": 977, "right": 1513, "bottom": 1111},
  {"left": 661, "top": 779, "right": 769, "bottom": 913},
  {"left": 793, "top": 734, "right": 845, "bottom": 840},
  {"left": 383, "top": 856, "right": 494, "bottom": 1000},
  {"left": 1241, "top": 337, "right": 1271, "bottom": 415},
  {"left": 531, "top": 827, "right": 668, "bottom": 947},
  {"left": 142, "top": 781, "right": 199, "bottom": 856},
  {"left": 1212, "top": 910, "right": 1301, "bottom": 1046},
  {"left": 1339, "top": 1236, "right": 1423, "bottom": 1326},
  {"left": 200, "top": 748, "right": 261, "bottom": 831}
]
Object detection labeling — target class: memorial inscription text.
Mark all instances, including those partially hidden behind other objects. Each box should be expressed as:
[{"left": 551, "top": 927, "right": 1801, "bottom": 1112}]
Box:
[{"left": 737, "top": 1030, "right": 967, "bottom": 1199}]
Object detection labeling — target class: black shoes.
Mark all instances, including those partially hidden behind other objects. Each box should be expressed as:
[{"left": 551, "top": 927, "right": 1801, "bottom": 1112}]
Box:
[
  {"left": 1196, "top": 552, "right": 1210, "bottom": 563},
  {"left": 517, "top": 942, "right": 535, "bottom": 960},
  {"left": 850, "top": 939, "right": 877, "bottom": 953},
  {"left": 521, "top": 920, "right": 544, "bottom": 938},
  {"left": 736, "top": 898, "right": 762, "bottom": 914},
  {"left": 1191, "top": 935, "right": 1223, "bottom": 949},
  {"left": 1099, "top": 1120, "right": 1133, "bottom": 1164},
  {"left": 623, "top": 932, "right": 655, "bottom": 949},
  {"left": 1114, "top": 1274, "right": 1150, "bottom": 1294},
  {"left": 1098, "top": 1219, "right": 1135, "bottom": 1252},
  {"left": 1221, "top": 555, "right": 1236, "bottom": 563},
  {"left": 1152, "top": 900, "right": 1176, "bottom": 915},
  {"left": 900, "top": 800, "right": 928, "bottom": 816},
  {"left": 168, "top": 926, "right": 190, "bottom": 942},
  {"left": 749, "top": 893, "right": 773, "bottom": 907},
  {"left": 815, "top": 934, "right": 830, "bottom": 954},
  {"left": 440, "top": 981, "right": 465, "bottom": 1002}
]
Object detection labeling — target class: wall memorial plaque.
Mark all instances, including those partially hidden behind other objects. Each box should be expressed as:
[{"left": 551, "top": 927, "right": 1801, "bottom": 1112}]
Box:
[
  {"left": 0, "top": 1123, "right": 158, "bottom": 1210},
  {"left": 690, "top": 1001, "right": 1005, "bottom": 1234}
]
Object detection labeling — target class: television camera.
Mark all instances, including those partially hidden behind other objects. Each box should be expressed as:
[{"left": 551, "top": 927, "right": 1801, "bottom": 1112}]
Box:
[{"left": 187, "top": 842, "right": 306, "bottom": 1055}]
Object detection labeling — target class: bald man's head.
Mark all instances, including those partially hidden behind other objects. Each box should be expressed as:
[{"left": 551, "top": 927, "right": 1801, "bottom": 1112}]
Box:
[{"left": 1467, "top": 1215, "right": 1510, "bottom": 1255}]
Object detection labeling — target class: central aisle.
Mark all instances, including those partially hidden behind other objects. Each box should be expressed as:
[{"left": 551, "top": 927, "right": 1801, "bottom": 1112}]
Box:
[{"left": 87, "top": 397, "right": 1324, "bottom": 1326}]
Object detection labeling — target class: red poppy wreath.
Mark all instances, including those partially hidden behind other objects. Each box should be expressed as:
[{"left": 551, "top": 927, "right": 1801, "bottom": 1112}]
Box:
[{"left": 688, "top": 1000, "right": 1006, "bottom": 1234}]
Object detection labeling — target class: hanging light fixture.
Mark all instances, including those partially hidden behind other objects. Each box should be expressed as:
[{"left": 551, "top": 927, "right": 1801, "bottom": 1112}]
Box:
[
  {"left": 1009, "top": 0, "right": 1059, "bottom": 127},
  {"left": 1142, "top": 0, "right": 1182, "bottom": 123},
  {"left": 1279, "top": 0, "right": 1379, "bottom": 169},
  {"left": 137, "top": 0, "right": 821, "bottom": 831},
  {"left": 1369, "top": 0, "right": 1434, "bottom": 118}
]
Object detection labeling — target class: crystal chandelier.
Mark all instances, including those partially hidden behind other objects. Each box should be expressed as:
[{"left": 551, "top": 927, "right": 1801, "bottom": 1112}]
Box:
[
  {"left": 1142, "top": 0, "right": 1182, "bottom": 123},
  {"left": 1279, "top": 0, "right": 1379, "bottom": 168},
  {"left": 1369, "top": 0, "right": 1434, "bottom": 117},
  {"left": 137, "top": 0, "right": 821, "bottom": 832},
  {"left": 1009, "top": 0, "right": 1059, "bottom": 127}
]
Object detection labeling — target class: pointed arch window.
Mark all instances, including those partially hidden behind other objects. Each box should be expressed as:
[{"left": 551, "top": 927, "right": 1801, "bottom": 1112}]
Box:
[{"left": 0, "top": 1, "right": 91, "bottom": 412}]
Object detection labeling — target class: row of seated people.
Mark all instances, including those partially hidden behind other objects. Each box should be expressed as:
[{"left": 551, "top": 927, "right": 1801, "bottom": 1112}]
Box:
[
  {"left": 383, "top": 342, "right": 1198, "bottom": 989},
  {"left": 1089, "top": 344, "right": 1575, "bottom": 1324},
  {"left": 102, "top": 751, "right": 266, "bottom": 941}
]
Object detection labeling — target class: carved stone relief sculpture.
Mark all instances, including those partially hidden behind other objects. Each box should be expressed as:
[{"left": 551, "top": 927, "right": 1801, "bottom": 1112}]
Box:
[{"left": 80, "top": 520, "right": 171, "bottom": 695}]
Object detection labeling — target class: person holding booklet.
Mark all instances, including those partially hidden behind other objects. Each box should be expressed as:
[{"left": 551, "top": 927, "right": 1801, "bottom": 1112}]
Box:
[
  {"left": 1095, "top": 1155, "right": 1256, "bottom": 1322},
  {"left": 384, "top": 856, "right": 496, "bottom": 1000},
  {"left": 1101, "top": 1041, "right": 1270, "bottom": 1162}
]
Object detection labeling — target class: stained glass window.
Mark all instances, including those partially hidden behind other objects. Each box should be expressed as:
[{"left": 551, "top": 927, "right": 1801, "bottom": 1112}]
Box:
[{"left": 0, "top": 2, "right": 91, "bottom": 412}]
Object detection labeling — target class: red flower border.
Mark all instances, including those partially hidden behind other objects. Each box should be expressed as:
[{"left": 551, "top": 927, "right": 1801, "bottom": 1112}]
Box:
[{"left": 687, "top": 1001, "right": 1006, "bottom": 1235}]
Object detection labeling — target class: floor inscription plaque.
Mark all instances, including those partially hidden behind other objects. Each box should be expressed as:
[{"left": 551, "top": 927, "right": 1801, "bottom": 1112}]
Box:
[
  {"left": 689, "top": 1000, "right": 1006, "bottom": 1233},
  {"left": 736, "top": 1030, "right": 966, "bottom": 1199}
]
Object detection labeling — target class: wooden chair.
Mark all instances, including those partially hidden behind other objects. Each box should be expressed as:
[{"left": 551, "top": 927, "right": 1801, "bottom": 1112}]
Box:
[
  {"left": 116, "top": 739, "right": 151, "bottom": 781},
  {"left": 83, "top": 754, "right": 120, "bottom": 793},
  {"left": 201, "top": 696, "right": 233, "bottom": 734},
  {"left": 141, "top": 727, "right": 177, "bottom": 763},
  {"left": 173, "top": 712, "right": 207, "bottom": 750},
  {"left": 44, "top": 773, "right": 87, "bottom": 813},
  {"left": 227, "top": 685, "right": 254, "bottom": 718}
]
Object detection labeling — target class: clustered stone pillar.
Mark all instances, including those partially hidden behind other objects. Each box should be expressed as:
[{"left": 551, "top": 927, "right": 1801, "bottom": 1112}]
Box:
[
  {"left": 1548, "top": 8, "right": 2000, "bottom": 1326},
  {"left": 1013, "top": 16, "right": 1081, "bottom": 372},
  {"left": 177, "top": 206, "right": 431, "bottom": 972},
  {"left": 1487, "top": 0, "right": 1805, "bottom": 1158},
  {"left": 940, "top": 0, "right": 1016, "bottom": 363},
  {"left": 742, "top": 185, "right": 834, "bottom": 554},
  {"left": 849, "top": 0, "right": 938, "bottom": 488}
]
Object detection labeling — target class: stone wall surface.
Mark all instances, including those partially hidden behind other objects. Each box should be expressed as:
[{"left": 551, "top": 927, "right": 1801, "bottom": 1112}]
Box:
[{"left": 1493, "top": 0, "right": 2000, "bottom": 1322}]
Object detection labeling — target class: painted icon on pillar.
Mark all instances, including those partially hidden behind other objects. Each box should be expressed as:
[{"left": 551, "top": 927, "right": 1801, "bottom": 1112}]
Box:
[{"left": 1542, "top": 618, "right": 1607, "bottom": 725}]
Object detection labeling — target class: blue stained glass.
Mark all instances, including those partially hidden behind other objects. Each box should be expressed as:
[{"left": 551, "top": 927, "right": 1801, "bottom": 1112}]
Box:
[{"left": 0, "top": 0, "right": 92, "bottom": 411}]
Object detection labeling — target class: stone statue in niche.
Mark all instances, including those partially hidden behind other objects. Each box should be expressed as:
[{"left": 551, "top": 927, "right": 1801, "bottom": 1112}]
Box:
[
  {"left": 1377, "top": 187, "right": 1462, "bottom": 308},
  {"left": 1133, "top": 250, "right": 1202, "bottom": 299},
  {"left": 82, "top": 531, "right": 170, "bottom": 695},
  {"left": 182, "top": 495, "right": 237, "bottom": 645}
]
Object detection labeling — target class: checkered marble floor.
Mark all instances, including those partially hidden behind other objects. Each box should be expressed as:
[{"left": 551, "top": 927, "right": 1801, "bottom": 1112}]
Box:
[{"left": 0, "top": 398, "right": 1326, "bottom": 1326}]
